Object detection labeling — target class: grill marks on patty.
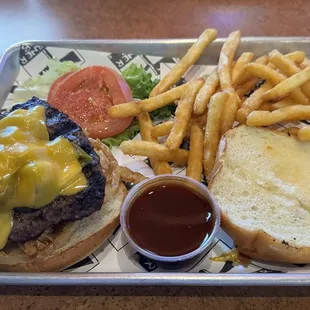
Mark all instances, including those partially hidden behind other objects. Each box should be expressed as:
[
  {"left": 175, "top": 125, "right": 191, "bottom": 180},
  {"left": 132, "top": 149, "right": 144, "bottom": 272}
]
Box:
[{"left": 1, "top": 97, "right": 106, "bottom": 243}]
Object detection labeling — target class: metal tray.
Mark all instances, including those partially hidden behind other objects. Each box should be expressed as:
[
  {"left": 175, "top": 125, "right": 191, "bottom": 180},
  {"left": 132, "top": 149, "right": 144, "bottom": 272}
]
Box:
[{"left": 1, "top": 38, "right": 310, "bottom": 286}]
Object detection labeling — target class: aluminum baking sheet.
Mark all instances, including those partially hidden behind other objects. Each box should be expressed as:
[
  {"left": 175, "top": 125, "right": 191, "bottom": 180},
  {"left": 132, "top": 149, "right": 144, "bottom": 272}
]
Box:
[{"left": 1, "top": 38, "right": 310, "bottom": 286}]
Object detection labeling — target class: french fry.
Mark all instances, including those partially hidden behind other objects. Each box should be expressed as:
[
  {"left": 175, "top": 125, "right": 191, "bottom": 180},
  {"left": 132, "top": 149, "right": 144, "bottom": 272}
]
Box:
[
  {"left": 259, "top": 102, "right": 274, "bottom": 111},
  {"left": 231, "top": 52, "right": 254, "bottom": 85},
  {"left": 235, "top": 52, "right": 303, "bottom": 88},
  {"left": 166, "top": 79, "right": 204, "bottom": 150},
  {"left": 236, "top": 83, "right": 272, "bottom": 123},
  {"left": 269, "top": 50, "right": 302, "bottom": 76},
  {"left": 120, "top": 141, "right": 188, "bottom": 165},
  {"left": 204, "top": 92, "right": 228, "bottom": 177},
  {"left": 137, "top": 113, "right": 172, "bottom": 175},
  {"left": 246, "top": 105, "right": 310, "bottom": 127},
  {"left": 150, "top": 29, "right": 217, "bottom": 97},
  {"left": 120, "top": 166, "right": 147, "bottom": 184},
  {"left": 236, "top": 77, "right": 261, "bottom": 98},
  {"left": 217, "top": 31, "right": 241, "bottom": 135},
  {"left": 218, "top": 31, "right": 241, "bottom": 91},
  {"left": 235, "top": 55, "right": 268, "bottom": 86},
  {"left": 297, "top": 126, "right": 310, "bottom": 141},
  {"left": 269, "top": 50, "right": 310, "bottom": 99},
  {"left": 108, "top": 84, "right": 187, "bottom": 118},
  {"left": 186, "top": 124, "right": 204, "bottom": 181},
  {"left": 194, "top": 69, "right": 219, "bottom": 114},
  {"left": 285, "top": 51, "right": 305, "bottom": 64},
  {"left": 281, "top": 127, "right": 300, "bottom": 137},
  {"left": 263, "top": 67, "right": 310, "bottom": 102},
  {"left": 151, "top": 121, "right": 174, "bottom": 137},
  {"left": 151, "top": 112, "right": 208, "bottom": 139},
  {"left": 299, "top": 57, "right": 310, "bottom": 70},
  {"left": 259, "top": 99, "right": 295, "bottom": 112},
  {"left": 245, "top": 63, "right": 287, "bottom": 85},
  {"left": 272, "top": 99, "right": 296, "bottom": 109},
  {"left": 191, "top": 111, "right": 208, "bottom": 128},
  {"left": 245, "top": 63, "right": 309, "bottom": 105},
  {"left": 220, "top": 92, "right": 240, "bottom": 135}
]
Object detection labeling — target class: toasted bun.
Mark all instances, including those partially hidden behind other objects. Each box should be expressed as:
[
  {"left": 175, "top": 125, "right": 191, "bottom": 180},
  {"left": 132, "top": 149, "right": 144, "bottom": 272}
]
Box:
[
  {"left": 0, "top": 140, "right": 127, "bottom": 272},
  {"left": 209, "top": 125, "right": 310, "bottom": 264}
]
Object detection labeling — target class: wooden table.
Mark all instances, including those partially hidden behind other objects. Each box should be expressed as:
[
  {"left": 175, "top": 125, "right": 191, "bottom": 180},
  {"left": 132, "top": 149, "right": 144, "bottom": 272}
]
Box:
[{"left": 1, "top": 0, "right": 310, "bottom": 308}]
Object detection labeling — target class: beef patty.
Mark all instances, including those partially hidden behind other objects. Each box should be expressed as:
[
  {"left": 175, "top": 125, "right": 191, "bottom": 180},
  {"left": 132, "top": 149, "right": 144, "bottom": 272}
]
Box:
[{"left": 0, "top": 97, "right": 106, "bottom": 243}]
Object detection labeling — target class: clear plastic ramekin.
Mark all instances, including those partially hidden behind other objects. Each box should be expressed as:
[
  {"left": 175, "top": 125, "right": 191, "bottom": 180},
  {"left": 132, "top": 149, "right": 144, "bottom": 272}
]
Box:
[{"left": 120, "top": 175, "right": 221, "bottom": 263}]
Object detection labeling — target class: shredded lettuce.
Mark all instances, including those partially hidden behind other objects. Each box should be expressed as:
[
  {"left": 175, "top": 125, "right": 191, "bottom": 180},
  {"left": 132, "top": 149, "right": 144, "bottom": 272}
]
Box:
[
  {"left": 13, "top": 59, "right": 79, "bottom": 101},
  {"left": 122, "top": 64, "right": 159, "bottom": 100},
  {"left": 102, "top": 120, "right": 140, "bottom": 149}
]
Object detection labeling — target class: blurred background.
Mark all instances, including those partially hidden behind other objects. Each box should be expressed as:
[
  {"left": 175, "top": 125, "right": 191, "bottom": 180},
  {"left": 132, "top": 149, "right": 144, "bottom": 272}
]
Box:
[{"left": 1, "top": 0, "right": 309, "bottom": 53}]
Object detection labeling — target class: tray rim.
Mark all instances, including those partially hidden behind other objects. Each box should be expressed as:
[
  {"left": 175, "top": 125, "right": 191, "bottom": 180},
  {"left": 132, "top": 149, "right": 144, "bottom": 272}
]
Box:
[
  {"left": 1, "top": 37, "right": 310, "bottom": 286},
  {"left": 1, "top": 272, "right": 310, "bottom": 286},
  {"left": 2, "top": 36, "right": 310, "bottom": 62}
]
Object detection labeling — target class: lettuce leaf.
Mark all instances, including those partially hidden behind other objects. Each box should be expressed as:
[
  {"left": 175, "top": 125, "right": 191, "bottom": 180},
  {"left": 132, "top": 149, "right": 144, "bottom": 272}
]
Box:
[
  {"left": 122, "top": 64, "right": 159, "bottom": 99},
  {"left": 150, "top": 104, "right": 176, "bottom": 121},
  {"left": 13, "top": 59, "right": 79, "bottom": 101},
  {"left": 102, "top": 120, "right": 140, "bottom": 149},
  {"left": 122, "top": 63, "right": 176, "bottom": 121}
]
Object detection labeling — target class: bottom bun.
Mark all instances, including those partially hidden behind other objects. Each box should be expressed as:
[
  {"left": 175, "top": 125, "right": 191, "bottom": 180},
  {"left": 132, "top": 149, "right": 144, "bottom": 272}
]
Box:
[{"left": 0, "top": 183, "right": 127, "bottom": 272}]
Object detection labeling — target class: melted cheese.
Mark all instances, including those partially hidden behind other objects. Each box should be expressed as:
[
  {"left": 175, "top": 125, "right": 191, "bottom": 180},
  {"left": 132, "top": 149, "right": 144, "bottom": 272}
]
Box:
[{"left": 0, "top": 106, "right": 88, "bottom": 249}]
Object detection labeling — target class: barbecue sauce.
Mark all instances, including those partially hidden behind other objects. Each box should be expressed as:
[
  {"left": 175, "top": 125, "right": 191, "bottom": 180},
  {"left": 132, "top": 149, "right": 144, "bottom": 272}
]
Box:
[{"left": 127, "top": 184, "right": 214, "bottom": 256}]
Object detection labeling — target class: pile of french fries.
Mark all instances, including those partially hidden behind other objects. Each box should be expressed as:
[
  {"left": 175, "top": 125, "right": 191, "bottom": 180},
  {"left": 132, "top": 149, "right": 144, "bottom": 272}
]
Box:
[{"left": 108, "top": 28, "right": 310, "bottom": 182}]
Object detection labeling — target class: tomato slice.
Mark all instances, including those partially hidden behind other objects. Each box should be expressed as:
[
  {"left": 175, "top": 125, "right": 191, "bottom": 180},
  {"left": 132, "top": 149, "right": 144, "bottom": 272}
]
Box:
[
  {"left": 48, "top": 66, "right": 133, "bottom": 139},
  {"left": 47, "top": 71, "right": 74, "bottom": 103}
]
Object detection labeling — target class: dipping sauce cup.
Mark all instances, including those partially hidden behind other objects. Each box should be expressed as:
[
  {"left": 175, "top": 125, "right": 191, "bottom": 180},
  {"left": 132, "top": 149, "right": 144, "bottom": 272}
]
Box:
[{"left": 120, "top": 175, "right": 220, "bottom": 263}]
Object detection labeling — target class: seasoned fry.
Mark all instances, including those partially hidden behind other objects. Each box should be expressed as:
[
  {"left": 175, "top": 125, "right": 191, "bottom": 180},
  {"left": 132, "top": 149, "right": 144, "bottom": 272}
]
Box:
[
  {"left": 194, "top": 69, "right": 219, "bottom": 114},
  {"left": 186, "top": 124, "right": 204, "bottom": 181},
  {"left": 151, "top": 121, "right": 174, "bottom": 137},
  {"left": 120, "top": 166, "right": 147, "bottom": 184},
  {"left": 204, "top": 92, "right": 228, "bottom": 177},
  {"left": 236, "top": 83, "right": 272, "bottom": 123},
  {"left": 108, "top": 84, "right": 186, "bottom": 118},
  {"left": 297, "top": 126, "right": 310, "bottom": 141},
  {"left": 269, "top": 50, "right": 310, "bottom": 99},
  {"left": 231, "top": 52, "right": 254, "bottom": 85},
  {"left": 150, "top": 29, "right": 217, "bottom": 97},
  {"left": 137, "top": 113, "right": 172, "bottom": 175},
  {"left": 166, "top": 79, "right": 204, "bottom": 150},
  {"left": 235, "top": 55, "right": 268, "bottom": 86},
  {"left": 263, "top": 67, "right": 310, "bottom": 102},
  {"left": 245, "top": 63, "right": 309, "bottom": 105},
  {"left": 246, "top": 105, "right": 310, "bottom": 127},
  {"left": 120, "top": 141, "right": 188, "bottom": 165},
  {"left": 218, "top": 31, "right": 241, "bottom": 91}
]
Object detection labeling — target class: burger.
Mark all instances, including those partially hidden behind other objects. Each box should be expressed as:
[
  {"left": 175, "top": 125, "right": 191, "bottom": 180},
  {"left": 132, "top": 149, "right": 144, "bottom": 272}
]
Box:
[{"left": 0, "top": 97, "right": 127, "bottom": 272}]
